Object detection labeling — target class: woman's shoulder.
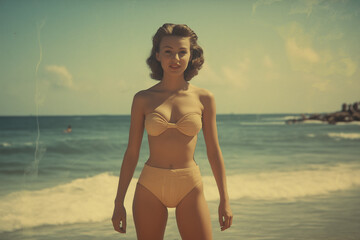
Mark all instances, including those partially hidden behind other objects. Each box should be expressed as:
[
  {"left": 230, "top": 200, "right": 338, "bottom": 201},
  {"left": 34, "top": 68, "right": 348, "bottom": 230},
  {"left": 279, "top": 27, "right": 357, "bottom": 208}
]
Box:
[
  {"left": 131, "top": 89, "right": 155, "bottom": 113},
  {"left": 132, "top": 84, "right": 162, "bottom": 110},
  {"left": 190, "top": 84, "right": 214, "bottom": 100},
  {"left": 133, "top": 84, "right": 159, "bottom": 99}
]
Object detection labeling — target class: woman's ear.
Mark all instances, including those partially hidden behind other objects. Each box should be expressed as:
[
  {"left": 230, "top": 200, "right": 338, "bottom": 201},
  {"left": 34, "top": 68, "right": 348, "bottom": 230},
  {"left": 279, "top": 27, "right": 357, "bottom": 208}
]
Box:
[
  {"left": 191, "top": 48, "right": 196, "bottom": 59},
  {"left": 156, "top": 52, "right": 160, "bottom": 62}
]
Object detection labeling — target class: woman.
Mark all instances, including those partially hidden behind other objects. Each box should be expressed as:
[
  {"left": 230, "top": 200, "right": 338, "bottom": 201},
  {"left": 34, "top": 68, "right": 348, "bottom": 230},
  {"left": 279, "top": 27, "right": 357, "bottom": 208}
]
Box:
[{"left": 112, "top": 23, "right": 233, "bottom": 240}]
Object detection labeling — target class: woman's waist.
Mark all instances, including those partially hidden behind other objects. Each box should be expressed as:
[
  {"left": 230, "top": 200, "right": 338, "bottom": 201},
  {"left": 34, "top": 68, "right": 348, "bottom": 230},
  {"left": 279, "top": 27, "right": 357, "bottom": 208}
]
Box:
[
  {"left": 148, "top": 135, "right": 198, "bottom": 151},
  {"left": 146, "top": 155, "right": 198, "bottom": 169}
]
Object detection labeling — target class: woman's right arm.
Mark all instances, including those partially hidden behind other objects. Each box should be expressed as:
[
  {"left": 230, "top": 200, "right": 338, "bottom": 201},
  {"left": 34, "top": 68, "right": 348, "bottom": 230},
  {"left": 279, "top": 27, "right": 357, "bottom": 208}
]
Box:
[{"left": 112, "top": 91, "right": 146, "bottom": 234}]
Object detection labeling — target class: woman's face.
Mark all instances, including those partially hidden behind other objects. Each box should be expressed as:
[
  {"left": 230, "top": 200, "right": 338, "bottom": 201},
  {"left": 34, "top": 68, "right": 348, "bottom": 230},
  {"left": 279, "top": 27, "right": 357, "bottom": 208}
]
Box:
[{"left": 156, "top": 36, "right": 191, "bottom": 78}]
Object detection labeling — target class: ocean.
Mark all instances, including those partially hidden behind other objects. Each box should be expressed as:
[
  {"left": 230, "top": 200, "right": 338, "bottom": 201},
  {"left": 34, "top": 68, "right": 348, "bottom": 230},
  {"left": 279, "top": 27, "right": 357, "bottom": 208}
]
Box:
[{"left": 0, "top": 114, "right": 359, "bottom": 240}]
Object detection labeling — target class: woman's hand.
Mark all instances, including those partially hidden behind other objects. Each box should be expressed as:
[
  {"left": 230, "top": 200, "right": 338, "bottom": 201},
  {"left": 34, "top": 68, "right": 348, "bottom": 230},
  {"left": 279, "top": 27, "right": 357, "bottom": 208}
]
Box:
[
  {"left": 112, "top": 204, "right": 127, "bottom": 233},
  {"left": 218, "top": 200, "right": 233, "bottom": 231}
]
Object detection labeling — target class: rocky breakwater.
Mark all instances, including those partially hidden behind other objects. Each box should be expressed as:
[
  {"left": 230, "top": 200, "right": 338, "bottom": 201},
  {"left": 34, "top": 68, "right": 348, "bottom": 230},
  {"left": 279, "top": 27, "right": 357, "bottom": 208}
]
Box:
[{"left": 286, "top": 101, "right": 360, "bottom": 125}]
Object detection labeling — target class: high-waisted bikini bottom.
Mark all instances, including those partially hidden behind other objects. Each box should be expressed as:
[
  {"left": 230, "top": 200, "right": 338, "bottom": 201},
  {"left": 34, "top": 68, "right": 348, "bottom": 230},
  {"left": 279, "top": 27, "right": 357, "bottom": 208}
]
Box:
[{"left": 137, "top": 164, "right": 203, "bottom": 208}]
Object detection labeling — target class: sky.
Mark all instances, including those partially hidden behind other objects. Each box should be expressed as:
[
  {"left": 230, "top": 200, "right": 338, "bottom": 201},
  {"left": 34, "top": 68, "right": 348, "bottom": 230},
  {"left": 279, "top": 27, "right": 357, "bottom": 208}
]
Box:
[{"left": 0, "top": 0, "right": 359, "bottom": 115}]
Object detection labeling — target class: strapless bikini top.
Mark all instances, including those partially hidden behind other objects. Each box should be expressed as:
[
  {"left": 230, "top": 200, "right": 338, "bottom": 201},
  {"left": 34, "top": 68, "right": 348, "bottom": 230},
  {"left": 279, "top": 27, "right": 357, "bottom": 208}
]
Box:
[{"left": 145, "top": 112, "right": 202, "bottom": 136}]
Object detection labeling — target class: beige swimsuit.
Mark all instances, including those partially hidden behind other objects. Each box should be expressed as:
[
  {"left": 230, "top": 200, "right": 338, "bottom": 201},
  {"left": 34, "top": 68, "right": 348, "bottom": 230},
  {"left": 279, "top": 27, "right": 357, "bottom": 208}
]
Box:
[{"left": 137, "top": 111, "right": 203, "bottom": 208}]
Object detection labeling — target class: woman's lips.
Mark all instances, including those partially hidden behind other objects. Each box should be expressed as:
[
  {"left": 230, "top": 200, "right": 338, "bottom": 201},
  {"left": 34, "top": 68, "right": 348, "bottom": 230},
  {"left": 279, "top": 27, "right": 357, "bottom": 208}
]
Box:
[{"left": 169, "top": 64, "right": 180, "bottom": 70}]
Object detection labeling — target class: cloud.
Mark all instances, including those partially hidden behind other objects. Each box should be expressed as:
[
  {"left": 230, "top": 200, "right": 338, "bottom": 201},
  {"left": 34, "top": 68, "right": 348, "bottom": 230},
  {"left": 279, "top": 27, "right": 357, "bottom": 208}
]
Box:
[
  {"left": 319, "top": 31, "right": 344, "bottom": 41},
  {"left": 279, "top": 22, "right": 358, "bottom": 78},
  {"left": 286, "top": 38, "right": 320, "bottom": 63},
  {"left": 195, "top": 59, "right": 252, "bottom": 89},
  {"left": 279, "top": 22, "right": 320, "bottom": 66},
  {"left": 44, "top": 65, "right": 74, "bottom": 89},
  {"left": 289, "top": 0, "right": 324, "bottom": 17},
  {"left": 252, "top": 0, "right": 283, "bottom": 14},
  {"left": 341, "top": 58, "right": 357, "bottom": 77},
  {"left": 221, "top": 58, "right": 250, "bottom": 88},
  {"left": 262, "top": 55, "right": 280, "bottom": 80},
  {"left": 322, "top": 57, "right": 357, "bottom": 77},
  {"left": 312, "top": 79, "right": 330, "bottom": 92},
  {"left": 198, "top": 55, "right": 280, "bottom": 90},
  {"left": 263, "top": 55, "right": 274, "bottom": 68},
  {"left": 196, "top": 62, "right": 219, "bottom": 84}
]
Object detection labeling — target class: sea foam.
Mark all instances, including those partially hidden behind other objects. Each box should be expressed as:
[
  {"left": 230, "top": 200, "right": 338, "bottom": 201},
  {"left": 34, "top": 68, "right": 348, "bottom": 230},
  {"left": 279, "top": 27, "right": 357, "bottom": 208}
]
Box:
[
  {"left": 1, "top": 142, "right": 11, "bottom": 147},
  {"left": 1, "top": 164, "right": 360, "bottom": 232},
  {"left": 328, "top": 132, "right": 360, "bottom": 140},
  {"left": 240, "top": 122, "right": 285, "bottom": 126}
]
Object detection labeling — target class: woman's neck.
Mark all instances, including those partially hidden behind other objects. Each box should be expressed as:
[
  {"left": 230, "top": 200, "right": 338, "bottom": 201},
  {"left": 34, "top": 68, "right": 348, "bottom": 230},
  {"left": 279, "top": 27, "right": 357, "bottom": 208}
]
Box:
[{"left": 159, "top": 75, "right": 189, "bottom": 92}]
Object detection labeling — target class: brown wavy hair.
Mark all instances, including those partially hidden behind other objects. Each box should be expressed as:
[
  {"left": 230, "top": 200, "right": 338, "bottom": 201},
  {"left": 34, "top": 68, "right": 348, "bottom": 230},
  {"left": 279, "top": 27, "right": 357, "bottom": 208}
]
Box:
[{"left": 146, "top": 23, "right": 204, "bottom": 81}]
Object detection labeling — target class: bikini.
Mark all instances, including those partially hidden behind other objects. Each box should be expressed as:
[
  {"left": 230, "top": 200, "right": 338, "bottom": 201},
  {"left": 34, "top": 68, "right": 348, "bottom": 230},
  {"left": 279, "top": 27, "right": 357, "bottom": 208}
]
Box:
[
  {"left": 137, "top": 111, "right": 203, "bottom": 208},
  {"left": 144, "top": 111, "right": 202, "bottom": 136}
]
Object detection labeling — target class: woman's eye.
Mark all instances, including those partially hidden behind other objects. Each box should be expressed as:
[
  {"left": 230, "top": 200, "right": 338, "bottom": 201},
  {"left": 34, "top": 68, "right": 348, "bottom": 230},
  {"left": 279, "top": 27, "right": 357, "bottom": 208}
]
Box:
[
  {"left": 165, "top": 50, "right": 171, "bottom": 54},
  {"left": 180, "top": 51, "right": 187, "bottom": 54}
]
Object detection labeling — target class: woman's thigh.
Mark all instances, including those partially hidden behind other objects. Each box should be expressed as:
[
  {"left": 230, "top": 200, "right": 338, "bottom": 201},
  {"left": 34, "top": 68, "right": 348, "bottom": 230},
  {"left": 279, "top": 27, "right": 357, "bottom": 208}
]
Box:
[
  {"left": 132, "top": 183, "right": 168, "bottom": 240},
  {"left": 175, "top": 184, "right": 213, "bottom": 240}
]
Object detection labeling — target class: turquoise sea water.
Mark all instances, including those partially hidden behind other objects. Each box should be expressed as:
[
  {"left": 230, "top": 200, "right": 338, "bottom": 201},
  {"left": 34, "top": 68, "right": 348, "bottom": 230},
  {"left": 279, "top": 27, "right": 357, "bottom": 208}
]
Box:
[{"left": 0, "top": 114, "right": 360, "bottom": 239}]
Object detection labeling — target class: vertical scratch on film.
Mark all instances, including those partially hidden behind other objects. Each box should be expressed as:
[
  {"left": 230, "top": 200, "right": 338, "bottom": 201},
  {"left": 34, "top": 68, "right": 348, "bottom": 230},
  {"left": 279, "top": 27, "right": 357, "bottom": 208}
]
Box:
[{"left": 25, "top": 19, "right": 47, "bottom": 179}]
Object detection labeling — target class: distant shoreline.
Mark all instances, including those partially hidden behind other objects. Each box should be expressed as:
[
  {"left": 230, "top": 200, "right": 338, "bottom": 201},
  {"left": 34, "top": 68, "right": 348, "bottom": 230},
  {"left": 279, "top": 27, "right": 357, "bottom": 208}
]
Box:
[{"left": 286, "top": 101, "right": 360, "bottom": 125}]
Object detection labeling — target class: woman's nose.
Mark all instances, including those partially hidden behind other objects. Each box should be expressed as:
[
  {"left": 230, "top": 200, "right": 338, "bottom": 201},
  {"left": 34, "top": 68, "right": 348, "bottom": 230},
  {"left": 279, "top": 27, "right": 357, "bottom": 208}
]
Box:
[{"left": 172, "top": 53, "right": 180, "bottom": 60}]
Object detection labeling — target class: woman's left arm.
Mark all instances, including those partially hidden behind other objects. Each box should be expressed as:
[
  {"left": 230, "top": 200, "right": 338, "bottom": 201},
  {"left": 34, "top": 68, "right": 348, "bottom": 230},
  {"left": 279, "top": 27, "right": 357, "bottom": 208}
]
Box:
[{"left": 201, "top": 90, "right": 233, "bottom": 231}]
